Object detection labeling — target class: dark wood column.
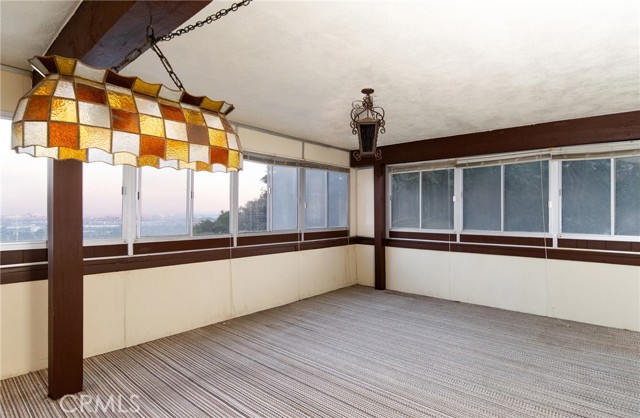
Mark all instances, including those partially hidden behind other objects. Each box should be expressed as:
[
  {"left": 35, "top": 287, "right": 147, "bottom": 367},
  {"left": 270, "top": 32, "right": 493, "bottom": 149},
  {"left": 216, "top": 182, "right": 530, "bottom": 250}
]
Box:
[
  {"left": 373, "top": 160, "right": 386, "bottom": 290},
  {"left": 47, "top": 160, "right": 83, "bottom": 399},
  {"left": 42, "top": 0, "right": 212, "bottom": 399}
]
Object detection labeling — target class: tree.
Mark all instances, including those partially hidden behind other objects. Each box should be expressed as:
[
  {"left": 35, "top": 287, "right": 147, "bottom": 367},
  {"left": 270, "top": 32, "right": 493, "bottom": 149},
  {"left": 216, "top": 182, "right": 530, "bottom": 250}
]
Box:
[{"left": 193, "top": 210, "right": 230, "bottom": 235}]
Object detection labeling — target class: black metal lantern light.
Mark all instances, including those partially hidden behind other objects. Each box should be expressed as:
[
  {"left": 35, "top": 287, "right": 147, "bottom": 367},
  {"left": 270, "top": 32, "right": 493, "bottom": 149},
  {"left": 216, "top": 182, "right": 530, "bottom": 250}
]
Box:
[{"left": 351, "top": 88, "right": 385, "bottom": 161}]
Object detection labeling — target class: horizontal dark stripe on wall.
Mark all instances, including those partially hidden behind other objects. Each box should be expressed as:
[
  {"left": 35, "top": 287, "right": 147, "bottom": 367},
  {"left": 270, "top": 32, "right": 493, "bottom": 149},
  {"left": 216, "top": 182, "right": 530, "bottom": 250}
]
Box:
[
  {"left": 0, "top": 248, "right": 47, "bottom": 265},
  {"left": 237, "top": 233, "right": 301, "bottom": 246},
  {"left": 0, "top": 237, "right": 352, "bottom": 285},
  {"left": 300, "top": 237, "right": 349, "bottom": 251},
  {"left": 84, "top": 244, "right": 128, "bottom": 258},
  {"left": 383, "top": 238, "right": 640, "bottom": 267},
  {"left": 231, "top": 242, "right": 299, "bottom": 259},
  {"left": 0, "top": 244, "right": 128, "bottom": 266},
  {"left": 351, "top": 236, "right": 375, "bottom": 245},
  {"left": 389, "top": 231, "right": 455, "bottom": 242},
  {"left": 0, "top": 264, "right": 48, "bottom": 285},
  {"left": 84, "top": 248, "right": 231, "bottom": 276},
  {"left": 461, "top": 234, "right": 553, "bottom": 247},
  {"left": 351, "top": 110, "right": 640, "bottom": 167},
  {"left": 134, "top": 238, "right": 231, "bottom": 255},
  {"left": 304, "top": 230, "right": 349, "bottom": 241},
  {"left": 558, "top": 238, "right": 640, "bottom": 253}
]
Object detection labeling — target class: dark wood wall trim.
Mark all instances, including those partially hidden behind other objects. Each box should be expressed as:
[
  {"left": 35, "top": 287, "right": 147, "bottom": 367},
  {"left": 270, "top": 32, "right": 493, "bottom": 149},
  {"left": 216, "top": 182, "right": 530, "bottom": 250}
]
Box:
[
  {"left": 1, "top": 244, "right": 129, "bottom": 266},
  {"left": 0, "top": 248, "right": 48, "bottom": 265},
  {"left": 350, "top": 110, "right": 640, "bottom": 167},
  {"left": 351, "top": 236, "right": 375, "bottom": 245},
  {"left": 304, "top": 230, "right": 349, "bottom": 240},
  {"left": 389, "top": 231, "right": 455, "bottom": 242},
  {"left": 237, "top": 233, "right": 300, "bottom": 246},
  {"left": 0, "top": 237, "right": 354, "bottom": 284},
  {"left": 460, "top": 234, "right": 553, "bottom": 247},
  {"left": 558, "top": 238, "right": 640, "bottom": 253},
  {"left": 299, "top": 237, "right": 349, "bottom": 251},
  {"left": 379, "top": 237, "right": 640, "bottom": 266},
  {"left": 134, "top": 238, "right": 231, "bottom": 255},
  {"left": 1, "top": 264, "right": 48, "bottom": 285}
]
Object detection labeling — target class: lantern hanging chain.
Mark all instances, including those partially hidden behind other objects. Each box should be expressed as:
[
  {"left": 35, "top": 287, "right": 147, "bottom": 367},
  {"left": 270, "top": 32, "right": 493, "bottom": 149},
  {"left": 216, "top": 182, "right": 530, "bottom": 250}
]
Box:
[{"left": 112, "top": 0, "right": 254, "bottom": 73}]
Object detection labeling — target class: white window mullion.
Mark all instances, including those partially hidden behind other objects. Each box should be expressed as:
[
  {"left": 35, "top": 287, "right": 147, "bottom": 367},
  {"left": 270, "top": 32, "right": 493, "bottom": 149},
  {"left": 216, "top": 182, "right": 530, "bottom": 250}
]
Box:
[
  {"left": 418, "top": 171, "right": 423, "bottom": 229},
  {"left": 611, "top": 158, "right": 616, "bottom": 236},
  {"left": 454, "top": 168, "right": 463, "bottom": 241},
  {"left": 267, "top": 165, "right": 273, "bottom": 232},
  {"left": 324, "top": 171, "right": 329, "bottom": 228},
  {"left": 230, "top": 170, "right": 239, "bottom": 246},
  {"left": 387, "top": 172, "right": 393, "bottom": 237},
  {"left": 299, "top": 167, "right": 305, "bottom": 237},
  {"left": 548, "top": 160, "right": 560, "bottom": 247},
  {"left": 122, "top": 165, "right": 138, "bottom": 256},
  {"left": 186, "top": 170, "right": 194, "bottom": 236},
  {"left": 500, "top": 165, "right": 505, "bottom": 232}
]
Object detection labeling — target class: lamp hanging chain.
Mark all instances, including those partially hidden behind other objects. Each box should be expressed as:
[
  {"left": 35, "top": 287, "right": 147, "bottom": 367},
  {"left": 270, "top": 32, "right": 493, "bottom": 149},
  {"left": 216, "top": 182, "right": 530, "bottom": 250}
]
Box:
[
  {"left": 112, "top": 0, "right": 254, "bottom": 72},
  {"left": 157, "top": 0, "right": 253, "bottom": 42},
  {"left": 147, "top": 26, "right": 185, "bottom": 91}
]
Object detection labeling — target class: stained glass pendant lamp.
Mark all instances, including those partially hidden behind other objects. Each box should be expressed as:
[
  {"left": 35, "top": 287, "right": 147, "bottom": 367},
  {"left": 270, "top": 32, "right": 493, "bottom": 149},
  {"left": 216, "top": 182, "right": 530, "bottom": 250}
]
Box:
[{"left": 11, "top": 55, "right": 242, "bottom": 172}]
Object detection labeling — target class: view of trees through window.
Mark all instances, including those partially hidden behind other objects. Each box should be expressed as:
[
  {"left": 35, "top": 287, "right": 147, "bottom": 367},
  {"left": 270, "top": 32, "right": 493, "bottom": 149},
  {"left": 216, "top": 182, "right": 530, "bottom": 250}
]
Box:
[
  {"left": 193, "top": 171, "right": 230, "bottom": 235},
  {"left": 238, "top": 161, "right": 268, "bottom": 233}
]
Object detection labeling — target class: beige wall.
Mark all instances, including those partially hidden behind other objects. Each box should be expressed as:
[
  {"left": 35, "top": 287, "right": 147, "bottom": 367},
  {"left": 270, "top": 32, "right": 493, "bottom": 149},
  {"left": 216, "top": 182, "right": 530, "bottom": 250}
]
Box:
[
  {"left": 0, "top": 66, "right": 31, "bottom": 118},
  {"left": 383, "top": 247, "right": 640, "bottom": 332},
  {"left": 356, "top": 168, "right": 374, "bottom": 237},
  {"left": 1, "top": 246, "right": 358, "bottom": 379}
]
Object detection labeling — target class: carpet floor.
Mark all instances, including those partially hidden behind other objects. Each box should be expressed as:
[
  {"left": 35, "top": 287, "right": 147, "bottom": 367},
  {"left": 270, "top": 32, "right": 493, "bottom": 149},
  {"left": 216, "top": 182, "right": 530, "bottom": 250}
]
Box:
[{"left": 2, "top": 285, "right": 639, "bottom": 417}]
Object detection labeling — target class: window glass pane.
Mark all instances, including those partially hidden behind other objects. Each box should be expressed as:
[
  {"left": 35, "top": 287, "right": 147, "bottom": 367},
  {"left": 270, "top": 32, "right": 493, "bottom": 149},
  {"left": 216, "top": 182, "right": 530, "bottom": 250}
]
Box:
[
  {"left": 0, "top": 119, "right": 47, "bottom": 242},
  {"left": 391, "top": 172, "right": 419, "bottom": 228},
  {"left": 272, "top": 165, "right": 298, "bottom": 230},
  {"left": 561, "top": 159, "right": 611, "bottom": 234},
  {"left": 421, "top": 169, "right": 454, "bottom": 230},
  {"left": 238, "top": 161, "right": 267, "bottom": 233},
  {"left": 615, "top": 156, "right": 640, "bottom": 236},
  {"left": 193, "top": 172, "right": 230, "bottom": 236},
  {"left": 504, "top": 161, "right": 549, "bottom": 232},
  {"left": 305, "top": 169, "right": 327, "bottom": 229},
  {"left": 139, "top": 167, "right": 188, "bottom": 236},
  {"left": 83, "top": 163, "right": 123, "bottom": 239},
  {"left": 328, "top": 171, "right": 349, "bottom": 228},
  {"left": 463, "top": 166, "right": 501, "bottom": 231}
]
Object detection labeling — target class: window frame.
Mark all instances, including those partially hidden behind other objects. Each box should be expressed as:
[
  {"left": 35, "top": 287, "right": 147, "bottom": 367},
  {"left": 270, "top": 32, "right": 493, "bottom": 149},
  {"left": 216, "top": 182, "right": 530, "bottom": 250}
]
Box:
[
  {"left": 387, "top": 166, "right": 457, "bottom": 235},
  {"left": 303, "top": 167, "right": 350, "bottom": 231},
  {"left": 386, "top": 142, "right": 640, "bottom": 244},
  {"left": 558, "top": 155, "right": 640, "bottom": 242},
  {"left": 461, "top": 160, "right": 550, "bottom": 237}
]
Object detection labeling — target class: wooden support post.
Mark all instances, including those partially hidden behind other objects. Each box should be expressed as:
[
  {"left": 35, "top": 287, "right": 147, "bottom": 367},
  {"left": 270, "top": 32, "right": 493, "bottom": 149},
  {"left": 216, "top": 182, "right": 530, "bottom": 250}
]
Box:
[
  {"left": 41, "top": 1, "right": 212, "bottom": 399},
  {"left": 47, "top": 159, "right": 83, "bottom": 399},
  {"left": 373, "top": 160, "right": 386, "bottom": 290}
]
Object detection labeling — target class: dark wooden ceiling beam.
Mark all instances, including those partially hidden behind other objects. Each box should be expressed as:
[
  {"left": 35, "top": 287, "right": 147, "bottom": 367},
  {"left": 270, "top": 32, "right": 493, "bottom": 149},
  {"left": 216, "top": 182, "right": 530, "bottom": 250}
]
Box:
[
  {"left": 41, "top": 0, "right": 212, "bottom": 400},
  {"left": 350, "top": 110, "right": 640, "bottom": 167},
  {"left": 47, "top": 0, "right": 212, "bottom": 68}
]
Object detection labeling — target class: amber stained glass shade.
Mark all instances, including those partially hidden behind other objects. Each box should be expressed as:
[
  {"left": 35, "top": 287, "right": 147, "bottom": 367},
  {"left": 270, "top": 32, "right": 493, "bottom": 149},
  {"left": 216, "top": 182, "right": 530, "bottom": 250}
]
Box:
[{"left": 12, "top": 56, "right": 242, "bottom": 172}]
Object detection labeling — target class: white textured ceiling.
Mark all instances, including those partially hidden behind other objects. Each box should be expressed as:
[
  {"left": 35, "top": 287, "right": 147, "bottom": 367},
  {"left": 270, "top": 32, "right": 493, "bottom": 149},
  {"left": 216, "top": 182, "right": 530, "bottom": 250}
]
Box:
[
  {"left": 2, "top": 1, "right": 639, "bottom": 150},
  {"left": 0, "top": 0, "right": 81, "bottom": 70}
]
